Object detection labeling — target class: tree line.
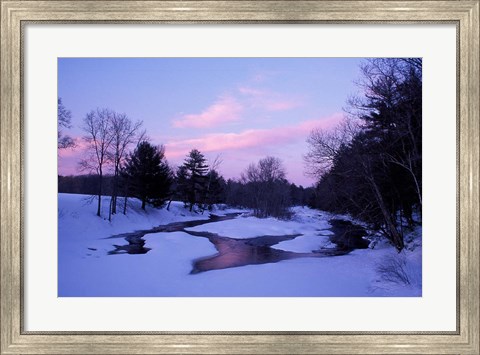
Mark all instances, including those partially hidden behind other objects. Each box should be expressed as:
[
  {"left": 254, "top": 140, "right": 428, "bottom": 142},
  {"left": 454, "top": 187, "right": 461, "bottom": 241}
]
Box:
[
  {"left": 304, "top": 58, "right": 422, "bottom": 251},
  {"left": 59, "top": 149, "right": 314, "bottom": 219}
]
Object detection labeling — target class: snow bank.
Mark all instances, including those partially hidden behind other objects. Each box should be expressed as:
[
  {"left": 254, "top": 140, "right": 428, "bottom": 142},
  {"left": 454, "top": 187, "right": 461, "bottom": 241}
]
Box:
[
  {"left": 58, "top": 193, "right": 421, "bottom": 297},
  {"left": 185, "top": 207, "right": 332, "bottom": 240},
  {"left": 59, "top": 231, "right": 218, "bottom": 296},
  {"left": 272, "top": 235, "right": 334, "bottom": 253}
]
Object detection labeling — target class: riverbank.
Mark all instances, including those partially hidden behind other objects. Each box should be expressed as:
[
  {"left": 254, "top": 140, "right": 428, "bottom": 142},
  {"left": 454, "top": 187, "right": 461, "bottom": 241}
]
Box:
[{"left": 58, "top": 193, "right": 422, "bottom": 297}]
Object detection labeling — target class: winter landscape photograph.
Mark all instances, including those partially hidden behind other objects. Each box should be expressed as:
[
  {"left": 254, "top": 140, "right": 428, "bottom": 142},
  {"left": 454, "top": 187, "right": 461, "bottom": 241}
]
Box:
[{"left": 58, "top": 57, "right": 422, "bottom": 297}]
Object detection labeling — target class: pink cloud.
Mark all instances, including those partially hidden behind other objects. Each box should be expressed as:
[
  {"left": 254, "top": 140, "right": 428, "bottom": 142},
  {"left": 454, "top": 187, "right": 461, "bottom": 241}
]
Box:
[
  {"left": 165, "top": 113, "right": 343, "bottom": 159},
  {"left": 58, "top": 138, "right": 85, "bottom": 158},
  {"left": 171, "top": 84, "right": 303, "bottom": 130},
  {"left": 58, "top": 139, "right": 94, "bottom": 175},
  {"left": 172, "top": 96, "right": 243, "bottom": 128}
]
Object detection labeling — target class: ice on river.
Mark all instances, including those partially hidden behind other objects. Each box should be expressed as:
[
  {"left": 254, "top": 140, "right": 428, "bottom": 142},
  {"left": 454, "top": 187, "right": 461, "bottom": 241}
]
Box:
[
  {"left": 272, "top": 235, "right": 335, "bottom": 253},
  {"left": 58, "top": 193, "right": 421, "bottom": 297},
  {"left": 185, "top": 206, "right": 333, "bottom": 240}
]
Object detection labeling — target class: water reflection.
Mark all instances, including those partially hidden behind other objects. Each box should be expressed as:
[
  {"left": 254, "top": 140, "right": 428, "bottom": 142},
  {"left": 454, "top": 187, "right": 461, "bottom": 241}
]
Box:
[
  {"left": 106, "top": 213, "right": 368, "bottom": 274},
  {"left": 186, "top": 232, "right": 303, "bottom": 273},
  {"left": 107, "top": 213, "right": 242, "bottom": 255}
]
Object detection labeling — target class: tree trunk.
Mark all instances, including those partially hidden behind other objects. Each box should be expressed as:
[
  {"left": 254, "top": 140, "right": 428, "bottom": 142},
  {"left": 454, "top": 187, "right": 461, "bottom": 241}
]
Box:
[
  {"left": 97, "top": 169, "right": 103, "bottom": 217},
  {"left": 108, "top": 196, "right": 113, "bottom": 222},
  {"left": 123, "top": 177, "right": 130, "bottom": 215},
  {"left": 112, "top": 195, "right": 117, "bottom": 214},
  {"left": 112, "top": 167, "right": 119, "bottom": 214},
  {"left": 389, "top": 157, "right": 422, "bottom": 207},
  {"left": 369, "top": 176, "right": 404, "bottom": 251},
  {"left": 141, "top": 198, "right": 146, "bottom": 210}
]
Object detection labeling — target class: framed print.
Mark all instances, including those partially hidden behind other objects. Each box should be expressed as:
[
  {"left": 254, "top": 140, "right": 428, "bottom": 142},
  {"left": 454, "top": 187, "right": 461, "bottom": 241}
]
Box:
[{"left": 1, "top": 1, "right": 479, "bottom": 354}]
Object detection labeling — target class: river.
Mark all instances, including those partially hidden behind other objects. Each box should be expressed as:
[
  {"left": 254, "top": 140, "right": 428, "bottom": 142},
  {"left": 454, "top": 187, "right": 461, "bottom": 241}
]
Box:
[{"left": 105, "top": 212, "right": 369, "bottom": 273}]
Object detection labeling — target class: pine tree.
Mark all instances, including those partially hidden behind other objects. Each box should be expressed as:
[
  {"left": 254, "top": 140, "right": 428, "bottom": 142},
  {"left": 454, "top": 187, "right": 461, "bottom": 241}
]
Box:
[
  {"left": 179, "top": 149, "right": 209, "bottom": 212},
  {"left": 123, "top": 142, "right": 172, "bottom": 210},
  {"left": 175, "top": 165, "right": 190, "bottom": 208},
  {"left": 204, "top": 170, "right": 226, "bottom": 209}
]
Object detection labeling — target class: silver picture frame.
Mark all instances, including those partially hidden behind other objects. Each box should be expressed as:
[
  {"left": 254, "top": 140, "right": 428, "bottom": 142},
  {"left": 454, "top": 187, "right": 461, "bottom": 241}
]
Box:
[{"left": 1, "top": 1, "right": 478, "bottom": 354}]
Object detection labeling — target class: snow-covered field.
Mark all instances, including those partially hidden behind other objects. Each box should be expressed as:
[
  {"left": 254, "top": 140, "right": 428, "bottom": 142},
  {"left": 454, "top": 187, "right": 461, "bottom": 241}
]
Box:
[{"left": 58, "top": 193, "right": 422, "bottom": 297}]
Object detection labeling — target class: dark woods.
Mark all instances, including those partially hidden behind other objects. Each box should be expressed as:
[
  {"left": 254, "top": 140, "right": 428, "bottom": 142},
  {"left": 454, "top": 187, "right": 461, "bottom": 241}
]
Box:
[{"left": 305, "top": 59, "right": 422, "bottom": 251}]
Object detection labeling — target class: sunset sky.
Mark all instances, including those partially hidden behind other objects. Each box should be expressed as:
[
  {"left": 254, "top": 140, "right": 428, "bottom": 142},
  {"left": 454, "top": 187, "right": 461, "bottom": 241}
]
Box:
[{"left": 58, "top": 58, "right": 364, "bottom": 187}]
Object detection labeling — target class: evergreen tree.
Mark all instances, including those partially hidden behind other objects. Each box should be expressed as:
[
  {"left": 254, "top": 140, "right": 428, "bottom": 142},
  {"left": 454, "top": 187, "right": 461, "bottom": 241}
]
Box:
[
  {"left": 123, "top": 142, "right": 172, "bottom": 210},
  {"left": 179, "top": 149, "right": 209, "bottom": 212},
  {"left": 175, "top": 165, "right": 190, "bottom": 207},
  {"left": 204, "top": 170, "right": 226, "bottom": 209}
]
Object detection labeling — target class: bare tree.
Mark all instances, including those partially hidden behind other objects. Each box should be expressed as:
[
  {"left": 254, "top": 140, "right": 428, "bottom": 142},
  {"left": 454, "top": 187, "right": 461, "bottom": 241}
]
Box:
[
  {"left": 241, "top": 163, "right": 262, "bottom": 216},
  {"left": 108, "top": 113, "right": 142, "bottom": 220},
  {"left": 375, "top": 253, "right": 412, "bottom": 285},
  {"left": 304, "top": 117, "right": 360, "bottom": 178},
  {"left": 258, "top": 156, "right": 285, "bottom": 182},
  {"left": 79, "top": 109, "right": 115, "bottom": 217},
  {"left": 241, "top": 156, "right": 291, "bottom": 218}
]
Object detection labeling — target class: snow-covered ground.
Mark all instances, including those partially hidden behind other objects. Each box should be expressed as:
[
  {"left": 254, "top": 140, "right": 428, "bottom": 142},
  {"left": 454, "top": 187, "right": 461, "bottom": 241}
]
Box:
[{"left": 58, "top": 193, "right": 422, "bottom": 297}]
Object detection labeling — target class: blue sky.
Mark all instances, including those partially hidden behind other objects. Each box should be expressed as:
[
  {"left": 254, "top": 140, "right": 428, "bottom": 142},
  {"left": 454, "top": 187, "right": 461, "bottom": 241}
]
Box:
[{"left": 58, "top": 57, "right": 364, "bottom": 186}]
